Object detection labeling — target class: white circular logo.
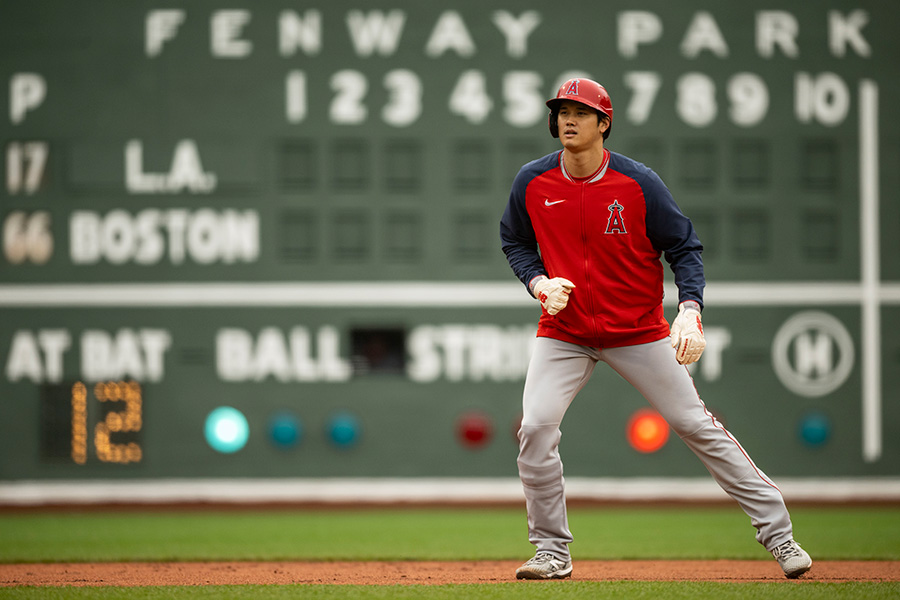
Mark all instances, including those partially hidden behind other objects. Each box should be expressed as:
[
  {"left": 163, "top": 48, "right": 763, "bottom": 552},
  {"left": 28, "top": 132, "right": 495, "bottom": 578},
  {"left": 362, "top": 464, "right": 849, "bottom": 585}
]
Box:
[{"left": 772, "top": 311, "right": 854, "bottom": 397}]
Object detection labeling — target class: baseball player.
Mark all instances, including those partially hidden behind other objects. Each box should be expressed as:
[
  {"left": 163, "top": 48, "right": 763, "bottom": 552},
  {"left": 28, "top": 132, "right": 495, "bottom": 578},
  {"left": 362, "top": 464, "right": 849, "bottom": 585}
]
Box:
[{"left": 500, "top": 78, "right": 812, "bottom": 580}]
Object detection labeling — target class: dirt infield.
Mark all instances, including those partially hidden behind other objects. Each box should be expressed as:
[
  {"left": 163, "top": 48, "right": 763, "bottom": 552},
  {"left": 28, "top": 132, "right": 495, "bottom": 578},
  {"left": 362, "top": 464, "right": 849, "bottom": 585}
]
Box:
[{"left": 2, "top": 560, "right": 899, "bottom": 586}]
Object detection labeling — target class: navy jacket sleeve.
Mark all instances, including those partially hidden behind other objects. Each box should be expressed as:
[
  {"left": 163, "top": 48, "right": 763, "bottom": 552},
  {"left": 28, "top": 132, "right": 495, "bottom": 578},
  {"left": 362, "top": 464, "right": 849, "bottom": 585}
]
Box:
[
  {"left": 638, "top": 169, "right": 706, "bottom": 308},
  {"left": 500, "top": 165, "right": 546, "bottom": 297}
]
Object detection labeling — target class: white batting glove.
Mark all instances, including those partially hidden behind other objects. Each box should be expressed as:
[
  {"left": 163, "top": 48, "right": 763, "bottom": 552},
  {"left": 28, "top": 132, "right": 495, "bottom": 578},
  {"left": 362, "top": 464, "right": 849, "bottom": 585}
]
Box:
[
  {"left": 532, "top": 276, "right": 575, "bottom": 315},
  {"left": 670, "top": 301, "right": 706, "bottom": 365}
]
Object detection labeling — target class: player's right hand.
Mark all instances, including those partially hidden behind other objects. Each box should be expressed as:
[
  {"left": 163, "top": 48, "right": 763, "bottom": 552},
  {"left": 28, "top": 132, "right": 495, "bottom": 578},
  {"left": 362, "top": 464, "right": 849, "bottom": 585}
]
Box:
[{"left": 532, "top": 277, "right": 575, "bottom": 315}]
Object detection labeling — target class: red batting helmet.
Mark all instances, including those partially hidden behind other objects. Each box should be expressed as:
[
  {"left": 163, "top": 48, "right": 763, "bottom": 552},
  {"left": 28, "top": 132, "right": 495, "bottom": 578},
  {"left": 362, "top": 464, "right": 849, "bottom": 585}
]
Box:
[{"left": 547, "top": 78, "right": 613, "bottom": 139}]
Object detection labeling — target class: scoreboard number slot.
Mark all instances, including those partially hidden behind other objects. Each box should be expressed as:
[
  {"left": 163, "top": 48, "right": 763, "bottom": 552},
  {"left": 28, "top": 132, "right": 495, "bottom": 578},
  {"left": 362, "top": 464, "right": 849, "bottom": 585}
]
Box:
[{"left": 41, "top": 381, "right": 144, "bottom": 466}]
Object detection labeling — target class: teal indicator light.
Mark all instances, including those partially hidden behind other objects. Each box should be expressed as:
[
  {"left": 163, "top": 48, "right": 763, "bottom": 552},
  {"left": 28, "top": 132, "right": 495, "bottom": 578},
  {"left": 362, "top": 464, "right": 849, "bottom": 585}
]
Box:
[
  {"left": 204, "top": 407, "right": 249, "bottom": 453},
  {"left": 269, "top": 412, "right": 302, "bottom": 449},
  {"left": 799, "top": 412, "right": 831, "bottom": 447},
  {"left": 328, "top": 412, "right": 360, "bottom": 448}
]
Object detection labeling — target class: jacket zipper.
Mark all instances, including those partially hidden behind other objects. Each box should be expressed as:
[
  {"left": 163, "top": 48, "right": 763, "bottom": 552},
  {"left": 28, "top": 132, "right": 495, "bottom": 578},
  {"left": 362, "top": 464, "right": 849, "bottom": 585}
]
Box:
[{"left": 579, "top": 181, "right": 601, "bottom": 343}]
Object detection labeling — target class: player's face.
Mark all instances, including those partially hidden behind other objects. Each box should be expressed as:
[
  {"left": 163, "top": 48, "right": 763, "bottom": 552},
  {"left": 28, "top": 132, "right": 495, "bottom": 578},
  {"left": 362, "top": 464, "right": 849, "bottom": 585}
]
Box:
[{"left": 557, "top": 100, "right": 607, "bottom": 150}]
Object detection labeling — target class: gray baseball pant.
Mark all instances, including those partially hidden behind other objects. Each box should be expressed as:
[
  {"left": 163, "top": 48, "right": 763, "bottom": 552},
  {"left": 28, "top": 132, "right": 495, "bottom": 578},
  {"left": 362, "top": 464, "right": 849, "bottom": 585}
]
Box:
[{"left": 517, "top": 336, "right": 794, "bottom": 560}]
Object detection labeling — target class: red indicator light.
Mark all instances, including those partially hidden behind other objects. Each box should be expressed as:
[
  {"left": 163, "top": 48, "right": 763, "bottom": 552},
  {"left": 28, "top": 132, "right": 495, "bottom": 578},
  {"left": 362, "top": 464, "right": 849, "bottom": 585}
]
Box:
[{"left": 456, "top": 412, "right": 493, "bottom": 449}]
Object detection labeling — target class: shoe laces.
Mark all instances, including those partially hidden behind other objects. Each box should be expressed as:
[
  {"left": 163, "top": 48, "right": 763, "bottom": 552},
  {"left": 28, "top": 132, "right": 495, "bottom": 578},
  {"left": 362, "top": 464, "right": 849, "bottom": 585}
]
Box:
[
  {"left": 532, "top": 552, "right": 557, "bottom": 564},
  {"left": 774, "top": 541, "right": 802, "bottom": 559}
]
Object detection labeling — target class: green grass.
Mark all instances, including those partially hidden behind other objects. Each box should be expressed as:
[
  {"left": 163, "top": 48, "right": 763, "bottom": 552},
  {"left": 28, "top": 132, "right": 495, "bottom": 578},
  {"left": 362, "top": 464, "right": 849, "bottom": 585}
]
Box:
[
  {"left": 1, "top": 506, "right": 898, "bottom": 599},
  {"left": 1, "top": 583, "right": 900, "bottom": 600},
  {"left": 1, "top": 506, "right": 899, "bottom": 563}
]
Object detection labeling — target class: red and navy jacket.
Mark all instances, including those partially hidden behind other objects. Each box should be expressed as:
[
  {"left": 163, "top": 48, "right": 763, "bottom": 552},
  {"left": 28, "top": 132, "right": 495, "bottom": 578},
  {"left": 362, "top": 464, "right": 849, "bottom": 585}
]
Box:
[{"left": 500, "top": 149, "right": 704, "bottom": 349}]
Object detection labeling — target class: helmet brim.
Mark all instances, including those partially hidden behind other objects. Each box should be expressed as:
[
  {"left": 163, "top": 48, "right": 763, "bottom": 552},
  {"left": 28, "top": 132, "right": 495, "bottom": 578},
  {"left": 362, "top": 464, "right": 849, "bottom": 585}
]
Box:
[{"left": 546, "top": 97, "right": 610, "bottom": 121}]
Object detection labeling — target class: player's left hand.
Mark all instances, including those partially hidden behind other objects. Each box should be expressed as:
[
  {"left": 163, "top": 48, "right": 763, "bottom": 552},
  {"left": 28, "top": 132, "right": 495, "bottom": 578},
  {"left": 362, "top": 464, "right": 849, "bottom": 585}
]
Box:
[{"left": 670, "top": 301, "right": 706, "bottom": 365}]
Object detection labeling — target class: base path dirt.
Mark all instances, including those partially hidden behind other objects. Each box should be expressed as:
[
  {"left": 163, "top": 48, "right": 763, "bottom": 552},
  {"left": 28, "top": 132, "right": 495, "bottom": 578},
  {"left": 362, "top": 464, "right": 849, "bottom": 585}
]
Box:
[{"left": 2, "top": 561, "right": 899, "bottom": 586}]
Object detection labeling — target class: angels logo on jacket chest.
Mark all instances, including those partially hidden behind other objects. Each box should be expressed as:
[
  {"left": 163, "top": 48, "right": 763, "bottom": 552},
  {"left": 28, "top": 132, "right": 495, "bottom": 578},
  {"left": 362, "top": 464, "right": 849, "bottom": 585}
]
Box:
[{"left": 605, "top": 200, "right": 627, "bottom": 234}]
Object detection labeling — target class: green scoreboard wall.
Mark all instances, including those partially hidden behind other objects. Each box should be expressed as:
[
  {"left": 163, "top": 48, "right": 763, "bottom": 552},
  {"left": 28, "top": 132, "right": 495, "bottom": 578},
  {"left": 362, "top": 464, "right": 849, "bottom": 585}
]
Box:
[{"left": 1, "top": 0, "right": 898, "bottom": 482}]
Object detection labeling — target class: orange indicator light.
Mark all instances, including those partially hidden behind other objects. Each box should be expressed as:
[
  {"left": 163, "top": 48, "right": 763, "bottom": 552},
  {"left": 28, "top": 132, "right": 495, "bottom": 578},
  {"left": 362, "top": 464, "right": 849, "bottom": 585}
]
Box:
[{"left": 626, "top": 408, "right": 670, "bottom": 453}]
